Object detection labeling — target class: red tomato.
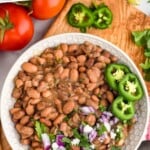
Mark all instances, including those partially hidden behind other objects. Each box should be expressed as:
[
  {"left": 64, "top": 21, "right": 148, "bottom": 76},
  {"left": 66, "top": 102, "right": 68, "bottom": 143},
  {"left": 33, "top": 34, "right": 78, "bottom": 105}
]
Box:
[
  {"left": 0, "top": 3, "right": 34, "bottom": 51},
  {"left": 32, "top": 0, "right": 66, "bottom": 19}
]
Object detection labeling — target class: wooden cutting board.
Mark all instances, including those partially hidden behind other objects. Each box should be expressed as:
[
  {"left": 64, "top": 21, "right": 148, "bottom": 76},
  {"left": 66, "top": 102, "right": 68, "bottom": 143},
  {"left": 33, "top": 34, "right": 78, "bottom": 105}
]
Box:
[{"left": 1, "top": 0, "right": 150, "bottom": 149}]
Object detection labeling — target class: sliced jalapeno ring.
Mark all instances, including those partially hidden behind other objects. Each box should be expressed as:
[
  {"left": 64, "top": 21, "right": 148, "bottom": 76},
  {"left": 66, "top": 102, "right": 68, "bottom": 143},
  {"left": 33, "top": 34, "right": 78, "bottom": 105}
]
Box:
[
  {"left": 93, "top": 6, "right": 113, "bottom": 29},
  {"left": 112, "top": 96, "right": 135, "bottom": 121},
  {"left": 105, "top": 63, "right": 130, "bottom": 91},
  {"left": 67, "top": 3, "right": 93, "bottom": 28},
  {"left": 118, "top": 73, "right": 144, "bottom": 101}
]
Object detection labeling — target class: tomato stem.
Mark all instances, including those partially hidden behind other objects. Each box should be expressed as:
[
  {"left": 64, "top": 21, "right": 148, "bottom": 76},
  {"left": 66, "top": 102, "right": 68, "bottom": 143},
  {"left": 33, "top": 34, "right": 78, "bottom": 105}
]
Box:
[{"left": 0, "top": 11, "right": 13, "bottom": 43}]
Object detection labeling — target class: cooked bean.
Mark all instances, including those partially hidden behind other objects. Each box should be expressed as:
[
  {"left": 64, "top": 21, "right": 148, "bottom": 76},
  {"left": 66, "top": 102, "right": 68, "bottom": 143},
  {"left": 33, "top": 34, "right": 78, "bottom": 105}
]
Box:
[
  {"left": 20, "top": 116, "right": 30, "bottom": 125},
  {"left": 27, "top": 88, "right": 40, "bottom": 99},
  {"left": 106, "top": 91, "right": 114, "bottom": 103},
  {"left": 53, "top": 114, "right": 65, "bottom": 125},
  {"left": 91, "top": 95, "right": 99, "bottom": 102},
  {"left": 68, "top": 62, "right": 78, "bottom": 69},
  {"left": 32, "top": 141, "right": 41, "bottom": 148},
  {"left": 54, "top": 99, "right": 62, "bottom": 113},
  {"left": 71, "top": 146, "right": 80, "bottom": 150},
  {"left": 19, "top": 126, "right": 34, "bottom": 138},
  {"left": 22, "top": 62, "right": 38, "bottom": 73},
  {"left": 26, "top": 104, "right": 35, "bottom": 116},
  {"left": 85, "top": 58, "right": 94, "bottom": 68},
  {"left": 24, "top": 81, "right": 32, "bottom": 90},
  {"left": 29, "top": 98, "right": 41, "bottom": 105},
  {"left": 63, "top": 101, "right": 75, "bottom": 114},
  {"left": 87, "top": 69, "right": 98, "bottom": 83},
  {"left": 36, "top": 57, "right": 46, "bottom": 65},
  {"left": 15, "top": 79, "right": 23, "bottom": 88},
  {"left": 85, "top": 114, "right": 96, "bottom": 126},
  {"left": 77, "top": 55, "right": 86, "bottom": 65},
  {"left": 34, "top": 147, "right": 43, "bottom": 150},
  {"left": 13, "top": 110, "right": 25, "bottom": 120},
  {"left": 60, "top": 43, "right": 68, "bottom": 53},
  {"left": 12, "top": 88, "right": 22, "bottom": 99},
  {"left": 21, "top": 139, "right": 30, "bottom": 145},
  {"left": 10, "top": 108, "right": 21, "bottom": 115},
  {"left": 40, "top": 118, "right": 52, "bottom": 126},
  {"left": 104, "top": 136, "right": 111, "bottom": 144},
  {"left": 68, "top": 44, "right": 79, "bottom": 52},
  {"left": 86, "top": 99, "right": 98, "bottom": 109},
  {"left": 69, "top": 56, "right": 77, "bottom": 62},
  {"left": 70, "top": 69, "right": 79, "bottom": 82},
  {"left": 100, "top": 99, "right": 108, "bottom": 107},
  {"left": 47, "top": 112, "right": 59, "bottom": 120},
  {"left": 37, "top": 81, "right": 49, "bottom": 92},
  {"left": 41, "top": 107, "right": 55, "bottom": 117},
  {"left": 62, "top": 56, "right": 70, "bottom": 64},
  {"left": 36, "top": 102, "right": 46, "bottom": 111},
  {"left": 87, "top": 83, "right": 97, "bottom": 91},
  {"left": 60, "top": 68, "right": 70, "bottom": 79},
  {"left": 42, "top": 90, "right": 51, "bottom": 98},
  {"left": 44, "top": 73, "right": 53, "bottom": 82},
  {"left": 116, "top": 138, "right": 125, "bottom": 146},
  {"left": 94, "top": 62, "right": 106, "bottom": 69},
  {"left": 78, "top": 96, "right": 86, "bottom": 105},
  {"left": 54, "top": 49, "right": 63, "bottom": 59},
  {"left": 79, "top": 66, "right": 86, "bottom": 72}
]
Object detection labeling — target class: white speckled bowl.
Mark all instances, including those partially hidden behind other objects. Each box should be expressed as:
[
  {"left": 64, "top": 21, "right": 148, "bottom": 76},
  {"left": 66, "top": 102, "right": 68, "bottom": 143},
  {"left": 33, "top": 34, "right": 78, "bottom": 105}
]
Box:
[{"left": 0, "top": 33, "right": 149, "bottom": 150}]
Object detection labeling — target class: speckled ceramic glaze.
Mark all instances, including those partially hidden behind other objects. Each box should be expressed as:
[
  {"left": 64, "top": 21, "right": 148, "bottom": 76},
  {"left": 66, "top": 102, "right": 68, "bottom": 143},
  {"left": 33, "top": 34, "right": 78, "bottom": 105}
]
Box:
[{"left": 0, "top": 33, "right": 149, "bottom": 150}]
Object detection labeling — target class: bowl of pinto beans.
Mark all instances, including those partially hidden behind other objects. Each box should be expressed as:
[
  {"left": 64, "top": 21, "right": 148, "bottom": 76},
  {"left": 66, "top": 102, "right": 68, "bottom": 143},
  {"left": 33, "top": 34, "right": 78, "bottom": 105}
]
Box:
[{"left": 0, "top": 33, "right": 149, "bottom": 150}]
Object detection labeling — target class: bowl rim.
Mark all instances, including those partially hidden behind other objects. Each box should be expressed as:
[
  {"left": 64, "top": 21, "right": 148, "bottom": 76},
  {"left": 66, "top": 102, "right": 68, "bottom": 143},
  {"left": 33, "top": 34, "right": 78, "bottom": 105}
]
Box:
[{"left": 0, "top": 33, "right": 149, "bottom": 150}]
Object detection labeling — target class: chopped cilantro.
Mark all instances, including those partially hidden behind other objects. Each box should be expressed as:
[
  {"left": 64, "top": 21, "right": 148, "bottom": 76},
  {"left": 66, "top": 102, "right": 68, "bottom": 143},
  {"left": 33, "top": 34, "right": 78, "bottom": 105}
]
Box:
[
  {"left": 49, "top": 134, "right": 56, "bottom": 142},
  {"left": 111, "top": 145, "right": 121, "bottom": 150},
  {"left": 62, "top": 137, "right": 71, "bottom": 144},
  {"left": 73, "top": 128, "right": 81, "bottom": 139},
  {"left": 34, "top": 121, "right": 48, "bottom": 139},
  {"left": 97, "top": 124, "right": 107, "bottom": 136},
  {"left": 99, "top": 105, "right": 107, "bottom": 112}
]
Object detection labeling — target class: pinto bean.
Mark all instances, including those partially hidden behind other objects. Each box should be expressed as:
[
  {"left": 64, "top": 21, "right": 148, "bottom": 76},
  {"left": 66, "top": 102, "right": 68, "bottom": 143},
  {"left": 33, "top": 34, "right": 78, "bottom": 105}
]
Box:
[
  {"left": 24, "top": 81, "right": 32, "bottom": 90},
  {"left": 12, "top": 88, "right": 22, "bottom": 99},
  {"left": 44, "top": 73, "right": 53, "bottom": 82},
  {"left": 85, "top": 114, "right": 96, "bottom": 126},
  {"left": 68, "top": 62, "right": 78, "bottom": 69},
  {"left": 78, "top": 96, "right": 86, "bottom": 105},
  {"left": 106, "top": 91, "right": 114, "bottom": 103},
  {"left": 91, "top": 95, "right": 99, "bottom": 102},
  {"left": 54, "top": 49, "right": 63, "bottom": 59},
  {"left": 70, "top": 69, "right": 79, "bottom": 82},
  {"left": 42, "top": 90, "right": 52, "bottom": 98},
  {"left": 22, "top": 62, "right": 38, "bottom": 73},
  {"left": 86, "top": 99, "right": 98, "bottom": 109},
  {"left": 10, "top": 108, "right": 21, "bottom": 115},
  {"left": 13, "top": 110, "right": 25, "bottom": 120},
  {"left": 97, "top": 56, "right": 111, "bottom": 64},
  {"left": 54, "top": 99, "right": 63, "bottom": 113},
  {"left": 53, "top": 114, "right": 65, "bottom": 125},
  {"left": 77, "top": 55, "right": 86, "bottom": 65},
  {"left": 60, "top": 43, "right": 68, "bottom": 53},
  {"left": 36, "top": 57, "right": 46, "bottom": 65},
  {"left": 79, "top": 66, "right": 86, "bottom": 72},
  {"left": 31, "top": 141, "right": 41, "bottom": 148},
  {"left": 34, "top": 147, "right": 43, "bottom": 150},
  {"left": 36, "top": 102, "right": 46, "bottom": 111},
  {"left": 85, "top": 58, "right": 94, "bottom": 68},
  {"left": 87, "top": 83, "right": 97, "bottom": 91},
  {"left": 20, "top": 139, "right": 30, "bottom": 145},
  {"left": 104, "top": 136, "right": 111, "bottom": 144},
  {"left": 27, "top": 88, "right": 40, "bottom": 99},
  {"left": 63, "top": 101, "right": 75, "bottom": 114},
  {"left": 15, "top": 79, "right": 23, "bottom": 88},
  {"left": 19, "top": 126, "right": 34, "bottom": 138},
  {"left": 26, "top": 104, "right": 35, "bottom": 116},
  {"left": 68, "top": 44, "right": 79, "bottom": 52},
  {"left": 47, "top": 112, "right": 59, "bottom": 120},
  {"left": 100, "top": 99, "right": 108, "bottom": 107},
  {"left": 94, "top": 62, "right": 106, "bottom": 69},
  {"left": 71, "top": 146, "right": 80, "bottom": 150},
  {"left": 37, "top": 81, "right": 49, "bottom": 92},
  {"left": 87, "top": 69, "right": 98, "bottom": 83},
  {"left": 41, "top": 107, "right": 55, "bottom": 117},
  {"left": 60, "top": 68, "right": 70, "bottom": 79},
  {"left": 40, "top": 118, "right": 52, "bottom": 126},
  {"left": 72, "top": 113, "right": 80, "bottom": 125},
  {"left": 20, "top": 116, "right": 30, "bottom": 125},
  {"left": 29, "top": 98, "right": 41, "bottom": 105}
]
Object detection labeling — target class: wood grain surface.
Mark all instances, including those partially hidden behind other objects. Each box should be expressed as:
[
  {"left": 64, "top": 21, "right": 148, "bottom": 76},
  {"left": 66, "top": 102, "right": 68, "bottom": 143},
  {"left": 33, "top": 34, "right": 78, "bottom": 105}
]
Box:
[{"left": 1, "top": 0, "right": 150, "bottom": 149}]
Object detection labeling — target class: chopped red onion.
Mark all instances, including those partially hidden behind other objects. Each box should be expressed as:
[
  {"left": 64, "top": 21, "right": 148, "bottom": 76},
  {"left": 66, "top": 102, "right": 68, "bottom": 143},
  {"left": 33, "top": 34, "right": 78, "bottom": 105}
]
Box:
[
  {"left": 98, "top": 133, "right": 107, "bottom": 142},
  {"left": 103, "top": 111, "right": 113, "bottom": 117},
  {"left": 41, "top": 133, "right": 51, "bottom": 150},
  {"left": 59, "top": 146, "right": 66, "bottom": 150},
  {"left": 99, "top": 114, "right": 109, "bottom": 123},
  {"left": 113, "top": 117, "right": 119, "bottom": 124},
  {"left": 80, "top": 106, "right": 95, "bottom": 115},
  {"left": 79, "top": 124, "right": 84, "bottom": 133},
  {"left": 89, "top": 130, "right": 97, "bottom": 142},
  {"left": 56, "top": 134, "right": 64, "bottom": 146}
]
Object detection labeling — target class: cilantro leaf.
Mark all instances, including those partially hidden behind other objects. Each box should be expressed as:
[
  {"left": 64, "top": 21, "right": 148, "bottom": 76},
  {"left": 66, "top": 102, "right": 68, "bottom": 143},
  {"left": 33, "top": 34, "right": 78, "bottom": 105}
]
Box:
[
  {"left": 73, "top": 128, "right": 81, "bottom": 139},
  {"left": 111, "top": 146, "right": 121, "bottom": 150},
  {"left": 62, "top": 137, "right": 71, "bottom": 144},
  {"left": 34, "top": 121, "right": 48, "bottom": 139},
  {"left": 99, "top": 105, "right": 107, "bottom": 112},
  {"left": 97, "top": 124, "right": 107, "bottom": 136}
]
